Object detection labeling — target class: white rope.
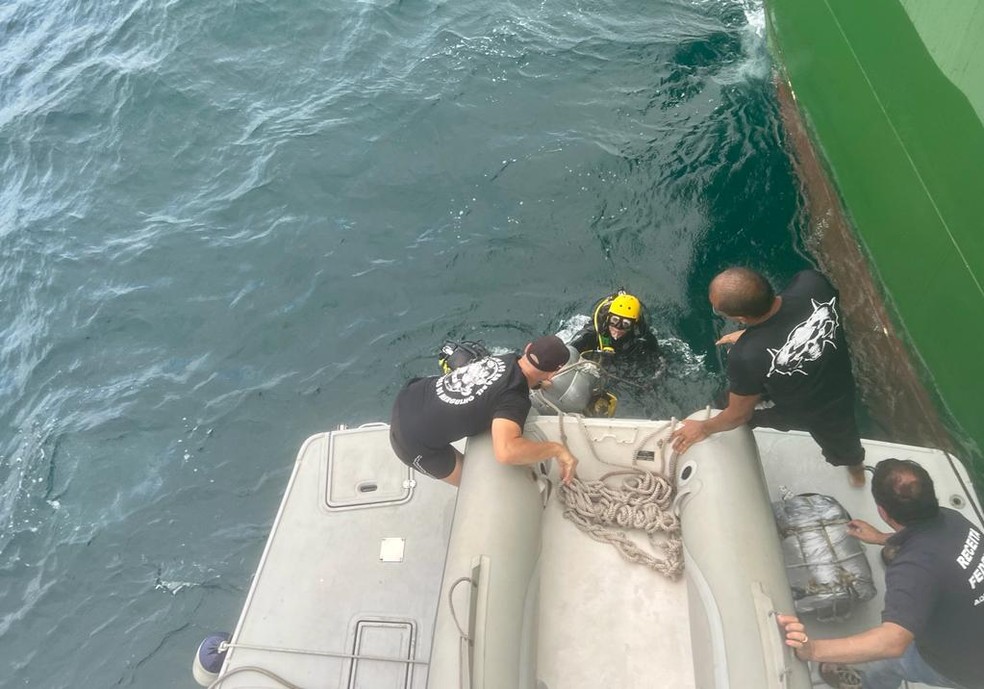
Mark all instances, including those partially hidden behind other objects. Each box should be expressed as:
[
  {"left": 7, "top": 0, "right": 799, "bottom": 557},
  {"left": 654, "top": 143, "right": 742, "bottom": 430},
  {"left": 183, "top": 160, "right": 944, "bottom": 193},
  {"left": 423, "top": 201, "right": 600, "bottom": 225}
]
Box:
[{"left": 559, "top": 468, "right": 684, "bottom": 580}]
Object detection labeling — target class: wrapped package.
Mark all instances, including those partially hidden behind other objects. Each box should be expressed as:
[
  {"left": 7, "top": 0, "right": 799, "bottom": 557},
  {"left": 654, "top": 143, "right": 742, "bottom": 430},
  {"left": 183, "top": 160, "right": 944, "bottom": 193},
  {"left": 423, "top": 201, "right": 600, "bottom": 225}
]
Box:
[{"left": 772, "top": 493, "right": 876, "bottom": 620}]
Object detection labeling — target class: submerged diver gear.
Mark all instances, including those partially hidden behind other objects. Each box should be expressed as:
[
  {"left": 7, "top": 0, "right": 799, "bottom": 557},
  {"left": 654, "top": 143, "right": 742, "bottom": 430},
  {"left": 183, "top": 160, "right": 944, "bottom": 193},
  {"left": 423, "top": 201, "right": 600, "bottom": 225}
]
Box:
[
  {"left": 438, "top": 340, "right": 491, "bottom": 374},
  {"left": 608, "top": 315, "right": 636, "bottom": 331},
  {"left": 609, "top": 293, "right": 641, "bottom": 320}
]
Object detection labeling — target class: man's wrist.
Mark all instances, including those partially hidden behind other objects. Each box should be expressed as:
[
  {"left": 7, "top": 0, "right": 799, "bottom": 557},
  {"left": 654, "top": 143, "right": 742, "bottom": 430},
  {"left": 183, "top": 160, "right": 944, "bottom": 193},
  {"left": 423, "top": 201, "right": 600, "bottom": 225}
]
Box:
[
  {"left": 795, "top": 639, "right": 817, "bottom": 662},
  {"left": 698, "top": 417, "right": 718, "bottom": 436}
]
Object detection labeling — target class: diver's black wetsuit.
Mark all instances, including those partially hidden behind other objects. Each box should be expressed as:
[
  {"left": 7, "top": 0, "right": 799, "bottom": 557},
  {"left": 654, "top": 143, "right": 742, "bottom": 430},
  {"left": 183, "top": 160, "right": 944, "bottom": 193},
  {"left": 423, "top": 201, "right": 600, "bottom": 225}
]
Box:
[{"left": 570, "top": 294, "right": 660, "bottom": 359}]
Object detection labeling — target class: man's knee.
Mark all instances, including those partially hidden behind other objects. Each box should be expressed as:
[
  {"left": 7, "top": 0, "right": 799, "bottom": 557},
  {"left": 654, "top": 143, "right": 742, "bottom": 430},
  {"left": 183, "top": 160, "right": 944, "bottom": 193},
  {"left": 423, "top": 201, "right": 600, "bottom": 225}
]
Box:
[{"left": 441, "top": 454, "right": 464, "bottom": 487}]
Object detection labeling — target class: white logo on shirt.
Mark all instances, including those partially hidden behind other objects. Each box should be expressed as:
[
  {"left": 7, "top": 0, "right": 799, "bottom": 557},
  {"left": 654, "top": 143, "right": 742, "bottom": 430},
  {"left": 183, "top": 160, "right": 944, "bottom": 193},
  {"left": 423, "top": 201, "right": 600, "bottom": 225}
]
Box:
[
  {"left": 767, "top": 297, "right": 840, "bottom": 378},
  {"left": 969, "top": 559, "right": 984, "bottom": 590},
  {"left": 436, "top": 357, "right": 505, "bottom": 406},
  {"left": 958, "top": 528, "right": 981, "bottom": 569}
]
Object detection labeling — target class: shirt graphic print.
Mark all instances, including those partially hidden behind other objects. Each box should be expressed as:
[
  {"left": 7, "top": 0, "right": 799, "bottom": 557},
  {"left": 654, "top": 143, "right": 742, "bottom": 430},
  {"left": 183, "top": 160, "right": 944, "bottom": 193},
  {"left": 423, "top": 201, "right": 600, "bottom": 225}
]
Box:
[
  {"left": 435, "top": 357, "right": 506, "bottom": 405},
  {"left": 767, "top": 297, "right": 840, "bottom": 378}
]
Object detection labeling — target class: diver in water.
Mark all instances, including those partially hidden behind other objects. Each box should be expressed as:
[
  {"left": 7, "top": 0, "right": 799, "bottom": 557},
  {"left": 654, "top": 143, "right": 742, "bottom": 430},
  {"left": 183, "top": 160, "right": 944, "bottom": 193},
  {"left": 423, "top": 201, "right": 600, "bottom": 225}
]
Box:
[
  {"left": 568, "top": 290, "right": 665, "bottom": 416},
  {"left": 570, "top": 290, "right": 662, "bottom": 361}
]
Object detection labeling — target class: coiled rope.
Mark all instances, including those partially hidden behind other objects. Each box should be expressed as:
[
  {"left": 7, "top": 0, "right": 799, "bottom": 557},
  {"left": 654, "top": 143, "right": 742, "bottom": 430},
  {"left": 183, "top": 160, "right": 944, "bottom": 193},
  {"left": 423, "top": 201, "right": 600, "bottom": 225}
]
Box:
[
  {"left": 559, "top": 468, "right": 683, "bottom": 580},
  {"left": 542, "top": 398, "right": 683, "bottom": 581}
]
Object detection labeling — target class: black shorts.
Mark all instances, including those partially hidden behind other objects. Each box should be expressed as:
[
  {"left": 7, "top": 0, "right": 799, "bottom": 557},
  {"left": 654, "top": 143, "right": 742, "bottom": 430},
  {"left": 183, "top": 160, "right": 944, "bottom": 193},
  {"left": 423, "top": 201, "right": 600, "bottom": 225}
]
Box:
[
  {"left": 388, "top": 407, "right": 457, "bottom": 479},
  {"left": 750, "top": 399, "right": 864, "bottom": 467}
]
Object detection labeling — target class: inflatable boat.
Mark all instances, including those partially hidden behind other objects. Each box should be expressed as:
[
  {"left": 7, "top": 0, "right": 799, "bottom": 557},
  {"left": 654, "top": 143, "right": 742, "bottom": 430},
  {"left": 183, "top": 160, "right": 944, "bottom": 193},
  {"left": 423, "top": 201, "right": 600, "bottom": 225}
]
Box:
[{"left": 193, "top": 408, "right": 982, "bottom": 689}]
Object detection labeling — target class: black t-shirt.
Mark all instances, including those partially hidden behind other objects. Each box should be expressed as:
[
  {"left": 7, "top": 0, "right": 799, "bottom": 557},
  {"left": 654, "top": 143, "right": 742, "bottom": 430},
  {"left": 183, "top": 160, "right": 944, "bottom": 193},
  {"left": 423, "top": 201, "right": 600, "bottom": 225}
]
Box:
[
  {"left": 727, "top": 270, "right": 855, "bottom": 413},
  {"left": 392, "top": 354, "right": 531, "bottom": 450},
  {"left": 882, "top": 508, "right": 984, "bottom": 687}
]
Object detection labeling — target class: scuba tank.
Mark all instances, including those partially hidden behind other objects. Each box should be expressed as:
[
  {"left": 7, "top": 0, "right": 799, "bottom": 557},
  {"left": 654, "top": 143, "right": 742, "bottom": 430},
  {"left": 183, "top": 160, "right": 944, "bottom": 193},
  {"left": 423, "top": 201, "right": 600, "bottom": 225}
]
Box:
[
  {"left": 531, "top": 346, "right": 617, "bottom": 417},
  {"left": 439, "top": 340, "right": 616, "bottom": 417}
]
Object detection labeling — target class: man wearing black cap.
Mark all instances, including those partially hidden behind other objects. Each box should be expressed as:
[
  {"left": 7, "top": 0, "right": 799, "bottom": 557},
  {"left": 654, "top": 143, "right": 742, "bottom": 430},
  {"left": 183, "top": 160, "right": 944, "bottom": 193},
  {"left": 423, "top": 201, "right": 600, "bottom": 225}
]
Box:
[{"left": 390, "top": 334, "right": 578, "bottom": 487}]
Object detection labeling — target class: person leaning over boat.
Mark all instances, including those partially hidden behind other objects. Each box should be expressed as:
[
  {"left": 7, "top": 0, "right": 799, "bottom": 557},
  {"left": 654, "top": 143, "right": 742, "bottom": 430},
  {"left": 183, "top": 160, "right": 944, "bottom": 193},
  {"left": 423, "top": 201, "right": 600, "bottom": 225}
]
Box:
[
  {"left": 569, "top": 290, "right": 661, "bottom": 361},
  {"left": 389, "top": 334, "right": 578, "bottom": 487},
  {"left": 670, "top": 267, "right": 866, "bottom": 486},
  {"left": 778, "top": 458, "right": 984, "bottom": 689}
]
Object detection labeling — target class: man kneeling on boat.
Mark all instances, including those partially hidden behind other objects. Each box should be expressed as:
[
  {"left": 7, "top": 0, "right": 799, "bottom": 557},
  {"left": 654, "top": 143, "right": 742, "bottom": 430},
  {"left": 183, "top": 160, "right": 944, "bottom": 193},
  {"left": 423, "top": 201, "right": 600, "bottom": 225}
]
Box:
[
  {"left": 389, "top": 334, "right": 579, "bottom": 487},
  {"left": 779, "top": 458, "right": 984, "bottom": 689}
]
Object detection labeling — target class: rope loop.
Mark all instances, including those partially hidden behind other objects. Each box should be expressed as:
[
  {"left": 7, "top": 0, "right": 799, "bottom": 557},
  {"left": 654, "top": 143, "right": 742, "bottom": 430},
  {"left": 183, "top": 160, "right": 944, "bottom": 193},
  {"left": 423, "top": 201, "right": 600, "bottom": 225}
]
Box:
[{"left": 559, "top": 467, "right": 683, "bottom": 580}]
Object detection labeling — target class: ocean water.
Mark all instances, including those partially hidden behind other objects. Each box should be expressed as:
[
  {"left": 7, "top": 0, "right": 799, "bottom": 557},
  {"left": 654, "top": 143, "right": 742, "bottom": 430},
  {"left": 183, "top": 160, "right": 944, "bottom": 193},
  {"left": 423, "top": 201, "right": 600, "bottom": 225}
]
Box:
[{"left": 0, "top": 0, "right": 812, "bottom": 686}]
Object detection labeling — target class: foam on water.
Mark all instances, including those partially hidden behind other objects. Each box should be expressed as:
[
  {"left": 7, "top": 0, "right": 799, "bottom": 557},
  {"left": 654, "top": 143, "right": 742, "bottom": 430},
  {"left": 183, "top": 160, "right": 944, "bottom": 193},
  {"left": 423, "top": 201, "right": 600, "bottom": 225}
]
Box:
[{"left": 731, "top": 0, "right": 771, "bottom": 82}]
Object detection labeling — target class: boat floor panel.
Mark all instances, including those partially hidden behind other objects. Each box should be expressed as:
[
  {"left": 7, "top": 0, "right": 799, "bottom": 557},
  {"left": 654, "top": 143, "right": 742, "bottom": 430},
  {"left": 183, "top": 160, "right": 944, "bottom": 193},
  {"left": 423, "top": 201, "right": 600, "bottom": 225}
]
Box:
[
  {"left": 537, "top": 493, "right": 693, "bottom": 689},
  {"left": 221, "top": 431, "right": 457, "bottom": 689}
]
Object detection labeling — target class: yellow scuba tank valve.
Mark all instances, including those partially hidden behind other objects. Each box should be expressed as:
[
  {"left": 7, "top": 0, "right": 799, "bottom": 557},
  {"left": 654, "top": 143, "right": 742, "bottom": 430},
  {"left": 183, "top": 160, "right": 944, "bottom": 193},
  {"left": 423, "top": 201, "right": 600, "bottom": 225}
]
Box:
[{"left": 589, "top": 392, "right": 618, "bottom": 418}]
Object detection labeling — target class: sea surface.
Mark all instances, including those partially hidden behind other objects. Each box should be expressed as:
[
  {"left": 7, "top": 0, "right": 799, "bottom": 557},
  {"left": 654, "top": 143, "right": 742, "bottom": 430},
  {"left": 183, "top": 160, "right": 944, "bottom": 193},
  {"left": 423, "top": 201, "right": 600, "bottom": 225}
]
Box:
[{"left": 0, "top": 0, "right": 816, "bottom": 686}]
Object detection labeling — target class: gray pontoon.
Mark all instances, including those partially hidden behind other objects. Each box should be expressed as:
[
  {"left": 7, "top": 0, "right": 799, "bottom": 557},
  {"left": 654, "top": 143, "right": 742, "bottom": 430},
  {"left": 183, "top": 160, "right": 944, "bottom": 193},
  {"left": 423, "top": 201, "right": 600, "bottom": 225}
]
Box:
[{"left": 198, "top": 409, "right": 981, "bottom": 688}]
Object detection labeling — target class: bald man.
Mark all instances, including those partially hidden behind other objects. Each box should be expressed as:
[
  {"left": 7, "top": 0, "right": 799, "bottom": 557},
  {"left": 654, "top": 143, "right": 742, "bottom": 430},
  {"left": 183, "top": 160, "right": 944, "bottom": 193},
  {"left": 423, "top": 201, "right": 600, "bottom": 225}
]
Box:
[{"left": 671, "top": 268, "right": 866, "bottom": 486}]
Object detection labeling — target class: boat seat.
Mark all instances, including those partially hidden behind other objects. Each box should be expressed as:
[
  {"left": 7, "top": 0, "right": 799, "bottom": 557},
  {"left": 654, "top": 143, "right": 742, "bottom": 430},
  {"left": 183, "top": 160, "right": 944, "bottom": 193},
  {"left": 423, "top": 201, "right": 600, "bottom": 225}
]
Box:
[
  {"left": 426, "top": 432, "right": 546, "bottom": 689},
  {"left": 677, "top": 419, "right": 812, "bottom": 689}
]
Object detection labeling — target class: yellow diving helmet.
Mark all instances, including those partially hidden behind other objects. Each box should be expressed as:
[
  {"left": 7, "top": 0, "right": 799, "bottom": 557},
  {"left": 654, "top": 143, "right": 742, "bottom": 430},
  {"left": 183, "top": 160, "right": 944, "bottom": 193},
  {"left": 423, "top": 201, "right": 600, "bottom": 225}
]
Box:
[{"left": 609, "top": 293, "right": 641, "bottom": 321}]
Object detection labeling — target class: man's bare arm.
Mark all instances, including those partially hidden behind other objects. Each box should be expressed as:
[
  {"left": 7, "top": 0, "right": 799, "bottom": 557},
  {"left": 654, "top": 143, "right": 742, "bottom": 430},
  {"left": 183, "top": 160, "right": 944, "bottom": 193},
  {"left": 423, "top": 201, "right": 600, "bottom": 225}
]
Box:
[
  {"left": 491, "top": 418, "right": 577, "bottom": 483},
  {"left": 670, "top": 392, "right": 761, "bottom": 453},
  {"left": 778, "top": 615, "right": 913, "bottom": 664}
]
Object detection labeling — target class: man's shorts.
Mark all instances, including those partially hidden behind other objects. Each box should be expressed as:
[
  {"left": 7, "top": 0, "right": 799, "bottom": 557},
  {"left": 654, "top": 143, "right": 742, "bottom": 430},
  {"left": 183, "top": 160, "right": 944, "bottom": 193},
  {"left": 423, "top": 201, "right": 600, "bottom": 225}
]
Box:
[
  {"left": 750, "top": 397, "right": 865, "bottom": 467},
  {"left": 389, "top": 406, "right": 457, "bottom": 480}
]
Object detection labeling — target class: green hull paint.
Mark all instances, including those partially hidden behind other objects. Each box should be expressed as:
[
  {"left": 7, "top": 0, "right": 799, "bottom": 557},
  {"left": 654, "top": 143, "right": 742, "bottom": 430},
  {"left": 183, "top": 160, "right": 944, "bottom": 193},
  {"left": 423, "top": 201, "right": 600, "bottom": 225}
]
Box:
[{"left": 766, "top": 0, "right": 984, "bottom": 457}]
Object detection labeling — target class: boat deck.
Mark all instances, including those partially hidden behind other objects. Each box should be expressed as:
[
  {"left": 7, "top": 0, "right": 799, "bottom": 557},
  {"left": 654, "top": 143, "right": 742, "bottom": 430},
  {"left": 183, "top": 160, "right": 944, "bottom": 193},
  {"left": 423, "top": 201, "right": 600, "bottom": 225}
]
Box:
[
  {"left": 755, "top": 425, "right": 983, "bottom": 671},
  {"left": 215, "top": 412, "right": 982, "bottom": 689},
  {"left": 219, "top": 427, "right": 457, "bottom": 688},
  {"left": 535, "top": 422, "right": 694, "bottom": 689}
]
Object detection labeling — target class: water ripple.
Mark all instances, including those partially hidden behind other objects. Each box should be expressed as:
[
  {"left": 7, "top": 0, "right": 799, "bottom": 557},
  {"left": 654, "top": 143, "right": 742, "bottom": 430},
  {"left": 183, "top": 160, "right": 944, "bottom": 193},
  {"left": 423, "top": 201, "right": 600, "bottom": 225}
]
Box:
[{"left": 0, "top": 1, "right": 822, "bottom": 687}]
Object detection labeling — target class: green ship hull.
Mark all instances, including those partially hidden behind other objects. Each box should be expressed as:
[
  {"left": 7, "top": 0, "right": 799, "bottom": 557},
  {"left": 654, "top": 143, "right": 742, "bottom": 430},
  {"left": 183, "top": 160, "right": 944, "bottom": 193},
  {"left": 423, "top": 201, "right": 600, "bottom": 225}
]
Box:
[{"left": 764, "top": 0, "right": 984, "bottom": 475}]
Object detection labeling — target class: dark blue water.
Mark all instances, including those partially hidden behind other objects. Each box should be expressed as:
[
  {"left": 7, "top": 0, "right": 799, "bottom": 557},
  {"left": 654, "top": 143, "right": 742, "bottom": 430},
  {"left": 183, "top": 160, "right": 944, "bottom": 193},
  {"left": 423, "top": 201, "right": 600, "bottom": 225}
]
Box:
[{"left": 0, "top": 0, "right": 811, "bottom": 686}]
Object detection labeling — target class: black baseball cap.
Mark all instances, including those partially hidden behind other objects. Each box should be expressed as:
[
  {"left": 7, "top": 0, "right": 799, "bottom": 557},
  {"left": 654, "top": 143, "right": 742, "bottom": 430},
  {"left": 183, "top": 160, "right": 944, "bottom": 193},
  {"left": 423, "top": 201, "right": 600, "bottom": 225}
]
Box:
[{"left": 526, "top": 335, "right": 570, "bottom": 372}]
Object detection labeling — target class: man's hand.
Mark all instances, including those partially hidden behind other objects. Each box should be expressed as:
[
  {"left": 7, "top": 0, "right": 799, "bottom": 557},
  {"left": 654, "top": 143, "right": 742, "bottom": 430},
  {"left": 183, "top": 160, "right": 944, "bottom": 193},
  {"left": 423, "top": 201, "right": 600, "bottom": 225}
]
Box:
[
  {"left": 776, "top": 613, "right": 814, "bottom": 661},
  {"left": 715, "top": 330, "right": 745, "bottom": 346},
  {"left": 556, "top": 448, "right": 578, "bottom": 484},
  {"left": 847, "top": 519, "right": 891, "bottom": 545},
  {"left": 778, "top": 615, "right": 913, "bottom": 665},
  {"left": 671, "top": 419, "right": 708, "bottom": 454}
]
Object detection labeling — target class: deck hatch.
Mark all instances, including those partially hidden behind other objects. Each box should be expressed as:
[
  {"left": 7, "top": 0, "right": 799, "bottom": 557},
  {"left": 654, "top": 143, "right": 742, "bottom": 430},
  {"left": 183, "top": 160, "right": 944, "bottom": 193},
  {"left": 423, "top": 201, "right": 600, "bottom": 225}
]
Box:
[
  {"left": 346, "top": 619, "right": 416, "bottom": 689},
  {"left": 324, "top": 427, "right": 413, "bottom": 511}
]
